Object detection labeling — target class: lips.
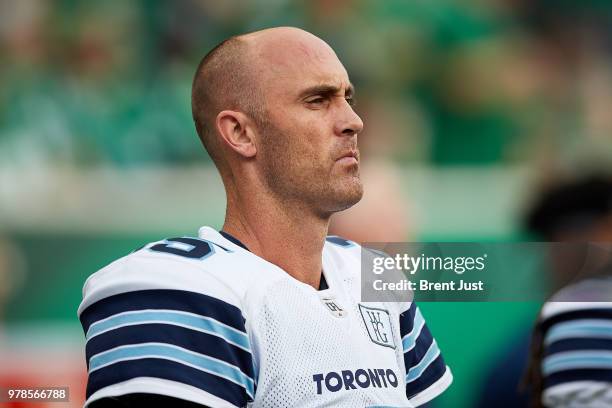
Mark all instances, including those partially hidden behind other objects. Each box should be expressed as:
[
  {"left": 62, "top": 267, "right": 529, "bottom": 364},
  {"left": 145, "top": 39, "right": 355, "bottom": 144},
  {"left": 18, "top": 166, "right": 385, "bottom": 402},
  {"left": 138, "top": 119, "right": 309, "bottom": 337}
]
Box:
[{"left": 336, "top": 149, "right": 359, "bottom": 162}]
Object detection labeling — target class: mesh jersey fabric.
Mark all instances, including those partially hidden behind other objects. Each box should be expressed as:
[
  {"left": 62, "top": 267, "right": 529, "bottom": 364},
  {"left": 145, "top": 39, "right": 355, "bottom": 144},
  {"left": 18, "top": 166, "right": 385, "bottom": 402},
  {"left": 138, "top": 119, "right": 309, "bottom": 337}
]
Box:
[{"left": 78, "top": 226, "right": 452, "bottom": 407}]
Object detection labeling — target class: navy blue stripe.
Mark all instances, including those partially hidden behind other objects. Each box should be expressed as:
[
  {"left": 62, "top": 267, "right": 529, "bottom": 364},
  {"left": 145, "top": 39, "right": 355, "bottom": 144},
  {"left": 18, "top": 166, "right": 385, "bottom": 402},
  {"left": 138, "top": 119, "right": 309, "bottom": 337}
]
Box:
[
  {"left": 80, "top": 289, "right": 245, "bottom": 333},
  {"left": 87, "top": 358, "right": 249, "bottom": 406},
  {"left": 325, "top": 236, "right": 354, "bottom": 247},
  {"left": 545, "top": 368, "right": 612, "bottom": 389},
  {"left": 399, "top": 303, "right": 417, "bottom": 338},
  {"left": 86, "top": 323, "right": 254, "bottom": 378},
  {"left": 404, "top": 324, "right": 434, "bottom": 371},
  {"left": 546, "top": 338, "right": 612, "bottom": 356},
  {"left": 219, "top": 231, "right": 250, "bottom": 252},
  {"left": 542, "top": 309, "right": 612, "bottom": 332},
  {"left": 406, "top": 354, "right": 446, "bottom": 399}
]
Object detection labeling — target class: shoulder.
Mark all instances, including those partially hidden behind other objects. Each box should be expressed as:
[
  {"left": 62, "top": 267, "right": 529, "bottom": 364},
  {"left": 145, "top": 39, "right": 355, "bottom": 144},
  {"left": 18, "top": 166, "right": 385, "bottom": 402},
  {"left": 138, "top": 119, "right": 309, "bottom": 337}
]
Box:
[
  {"left": 78, "top": 231, "right": 258, "bottom": 407},
  {"left": 324, "top": 235, "right": 393, "bottom": 267},
  {"left": 323, "top": 235, "right": 363, "bottom": 282},
  {"left": 323, "top": 235, "right": 361, "bottom": 264},
  {"left": 78, "top": 232, "right": 258, "bottom": 318},
  {"left": 541, "top": 277, "right": 612, "bottom": 320},
  {"left": 538, "top": 277, "right": 612, "bottom": 407}
]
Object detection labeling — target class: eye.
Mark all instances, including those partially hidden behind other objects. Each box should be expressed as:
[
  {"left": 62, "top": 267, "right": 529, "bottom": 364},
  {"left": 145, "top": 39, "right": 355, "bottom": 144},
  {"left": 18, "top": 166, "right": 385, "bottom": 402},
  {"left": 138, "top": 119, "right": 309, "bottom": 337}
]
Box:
[
  {"left": 307, "top": 96, "right": 326, "bottom": 105},
  {"left": 345, "top": 96, "right": 356, "bottom": 106},
  {"left": 305, "top": 96, "right": 330, "bottom": 108}
]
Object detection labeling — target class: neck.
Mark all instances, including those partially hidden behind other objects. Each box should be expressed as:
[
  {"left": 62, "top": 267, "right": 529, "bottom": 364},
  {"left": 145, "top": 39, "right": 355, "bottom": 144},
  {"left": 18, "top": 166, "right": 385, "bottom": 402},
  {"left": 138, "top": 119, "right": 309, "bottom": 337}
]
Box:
[{"left": 222, "top": 184, "right": 329, "bottom": 290}]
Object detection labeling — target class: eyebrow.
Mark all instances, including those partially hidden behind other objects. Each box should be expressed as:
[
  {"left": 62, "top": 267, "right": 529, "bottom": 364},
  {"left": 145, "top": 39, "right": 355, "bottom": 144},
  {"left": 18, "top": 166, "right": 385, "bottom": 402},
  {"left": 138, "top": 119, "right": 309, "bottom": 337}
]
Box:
[{"left": 298, "top": 83, "right": 355, "bottom": 99}]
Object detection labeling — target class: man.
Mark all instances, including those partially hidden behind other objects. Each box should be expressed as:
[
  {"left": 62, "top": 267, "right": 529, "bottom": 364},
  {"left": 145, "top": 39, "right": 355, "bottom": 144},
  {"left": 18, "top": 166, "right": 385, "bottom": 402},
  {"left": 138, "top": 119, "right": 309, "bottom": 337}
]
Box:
[
  {"left": 523, "top": 176, "right": 612, "bottom": 407},
  {"left": 78, "top": 27, "right": 452, "bottom": 407}
]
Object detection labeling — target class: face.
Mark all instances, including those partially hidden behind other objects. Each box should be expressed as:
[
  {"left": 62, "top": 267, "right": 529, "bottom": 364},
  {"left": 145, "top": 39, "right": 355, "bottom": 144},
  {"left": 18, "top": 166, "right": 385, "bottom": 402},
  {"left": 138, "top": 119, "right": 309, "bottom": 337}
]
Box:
[{"left": 251, "top": 30, "right": 364, "bottom": 217}]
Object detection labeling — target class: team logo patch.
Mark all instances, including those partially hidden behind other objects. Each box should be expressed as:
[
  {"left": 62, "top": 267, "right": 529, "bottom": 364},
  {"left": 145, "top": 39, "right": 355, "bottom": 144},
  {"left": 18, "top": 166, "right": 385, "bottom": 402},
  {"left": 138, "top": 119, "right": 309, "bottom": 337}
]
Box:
[
  {"left": 359, "top": 304, "right": 396, "bottom": 349},
  {"left": 320, "top": 296, "right": 347, "bottom": 318}
]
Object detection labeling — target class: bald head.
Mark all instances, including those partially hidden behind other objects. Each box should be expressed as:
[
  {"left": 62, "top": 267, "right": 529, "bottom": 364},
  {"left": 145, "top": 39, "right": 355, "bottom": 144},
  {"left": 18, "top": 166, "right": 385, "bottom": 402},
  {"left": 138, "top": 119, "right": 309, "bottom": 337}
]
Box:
[
  {"left": 191, "top": 27, "right": 346, "bottom": 169},
  {"left": 191, "top": 35, "right": 260, "bottom": 168},
  {"left": 193, "top": 27, "right": 363, "bottom": 215},
  {"left": 247, "top": 27, "right": 340, "bottom": 70}
]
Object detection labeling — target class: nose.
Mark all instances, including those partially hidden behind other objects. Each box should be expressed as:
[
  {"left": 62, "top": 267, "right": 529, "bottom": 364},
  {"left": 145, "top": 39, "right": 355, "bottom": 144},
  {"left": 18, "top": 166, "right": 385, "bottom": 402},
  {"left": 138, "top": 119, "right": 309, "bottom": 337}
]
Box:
[{"left": 334, "top": 101, "right": 364, "bottom": 137}]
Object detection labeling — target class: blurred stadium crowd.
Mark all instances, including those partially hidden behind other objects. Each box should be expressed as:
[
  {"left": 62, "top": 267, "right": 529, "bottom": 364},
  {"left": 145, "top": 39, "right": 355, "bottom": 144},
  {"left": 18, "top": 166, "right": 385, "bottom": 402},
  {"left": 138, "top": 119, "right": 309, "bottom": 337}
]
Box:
[
  {"left": 2, "top": 0, "right": 612, "bottom": 169},
  {"left": 2, "top": 1, "right": 612, "bottom": 407}
]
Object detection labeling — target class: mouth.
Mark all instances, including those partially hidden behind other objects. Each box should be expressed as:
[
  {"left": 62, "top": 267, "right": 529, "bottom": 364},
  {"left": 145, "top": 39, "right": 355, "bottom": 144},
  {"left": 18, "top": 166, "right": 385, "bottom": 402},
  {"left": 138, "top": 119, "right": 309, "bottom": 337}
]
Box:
[{"left": 336, "top": 149, "right": 359, "bottom": 165}]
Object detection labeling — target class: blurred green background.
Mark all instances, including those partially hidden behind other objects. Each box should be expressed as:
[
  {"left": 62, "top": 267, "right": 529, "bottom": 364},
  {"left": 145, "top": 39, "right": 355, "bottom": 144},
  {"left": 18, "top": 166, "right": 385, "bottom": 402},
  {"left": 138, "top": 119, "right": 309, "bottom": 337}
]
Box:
[{"left": 2, "top": 0, "right": 612, "bottom": 406}]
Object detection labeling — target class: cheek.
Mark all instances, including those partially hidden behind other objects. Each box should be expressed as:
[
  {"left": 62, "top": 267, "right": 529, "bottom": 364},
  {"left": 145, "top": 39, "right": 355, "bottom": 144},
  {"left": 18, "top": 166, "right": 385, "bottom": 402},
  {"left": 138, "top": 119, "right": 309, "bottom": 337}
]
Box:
[
  {"left": 300, "top": 116, "right": 335, "bottom": 156},
  {"left": 266, "top": 107, "right": 335, "bottom": 169},
  {"left": 300, "top": 132, "right": 333, "bottom": 176}
]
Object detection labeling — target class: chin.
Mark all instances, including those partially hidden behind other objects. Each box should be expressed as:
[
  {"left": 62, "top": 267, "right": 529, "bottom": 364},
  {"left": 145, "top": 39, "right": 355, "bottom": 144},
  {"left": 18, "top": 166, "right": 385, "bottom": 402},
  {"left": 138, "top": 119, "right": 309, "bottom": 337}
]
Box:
[{"left": 327, "top": 178, "right": 364, "bottom": 213}]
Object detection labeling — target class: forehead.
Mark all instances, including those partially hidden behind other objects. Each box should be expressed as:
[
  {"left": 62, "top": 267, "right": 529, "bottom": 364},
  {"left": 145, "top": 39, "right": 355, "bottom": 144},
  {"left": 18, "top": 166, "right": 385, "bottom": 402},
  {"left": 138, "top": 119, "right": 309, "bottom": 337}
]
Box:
[{"left": 252, "top": 33, "right": 351, "bottom": 96}]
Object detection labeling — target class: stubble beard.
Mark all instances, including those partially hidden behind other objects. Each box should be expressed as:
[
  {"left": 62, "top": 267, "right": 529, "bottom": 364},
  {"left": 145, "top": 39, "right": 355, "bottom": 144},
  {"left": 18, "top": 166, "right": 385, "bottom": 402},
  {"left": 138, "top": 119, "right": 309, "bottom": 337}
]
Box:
[{"left": 258, "top": 122, "right": 364, "bottom": 217}]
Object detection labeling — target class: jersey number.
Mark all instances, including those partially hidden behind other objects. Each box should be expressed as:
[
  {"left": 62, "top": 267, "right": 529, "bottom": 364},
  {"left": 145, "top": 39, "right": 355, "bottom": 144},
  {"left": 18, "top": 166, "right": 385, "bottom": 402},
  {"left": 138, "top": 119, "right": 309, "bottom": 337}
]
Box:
[{"left": 150, "top": 237, "right": 214, "bottom": 259}]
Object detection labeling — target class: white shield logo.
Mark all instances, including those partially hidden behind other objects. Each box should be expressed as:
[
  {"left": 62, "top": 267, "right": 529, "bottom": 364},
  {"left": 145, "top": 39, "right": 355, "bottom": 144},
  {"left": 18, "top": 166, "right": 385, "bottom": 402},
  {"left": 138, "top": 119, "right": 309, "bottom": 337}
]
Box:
[{"left": 358, "top": 304, "right": 396, "bottom": 349}]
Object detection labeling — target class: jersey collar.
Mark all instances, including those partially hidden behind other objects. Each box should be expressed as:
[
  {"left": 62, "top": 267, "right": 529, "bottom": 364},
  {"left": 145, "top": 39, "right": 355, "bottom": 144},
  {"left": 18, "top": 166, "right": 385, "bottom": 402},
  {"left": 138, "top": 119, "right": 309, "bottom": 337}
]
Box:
[
  {"left": 219, "top": 230, "right": 250, "bottom": 251},
  {"left": 198, "top": 226, "right": 329, "bottom": 291},
  {"left": 198, "top": 226, "right": 247, "bottom": 253}
]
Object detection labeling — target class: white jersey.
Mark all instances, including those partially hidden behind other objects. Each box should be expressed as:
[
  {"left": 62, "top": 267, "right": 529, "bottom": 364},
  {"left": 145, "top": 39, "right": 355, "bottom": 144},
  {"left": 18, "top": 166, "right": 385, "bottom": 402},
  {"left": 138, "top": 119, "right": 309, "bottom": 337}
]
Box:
[
  {"left": 78, "top": 226, "right": 452, "bottom": 407},
  {"left": 539, "top": 277, "right": 612, "bottom": 408}
]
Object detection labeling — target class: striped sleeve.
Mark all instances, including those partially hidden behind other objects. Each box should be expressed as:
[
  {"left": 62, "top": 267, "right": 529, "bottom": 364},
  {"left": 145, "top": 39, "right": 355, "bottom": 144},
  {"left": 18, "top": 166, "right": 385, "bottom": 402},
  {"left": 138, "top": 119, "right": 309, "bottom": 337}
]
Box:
[
  {"left": 400, "top": 302, "right": 452, "bottom": 406},
  {"left": 540, "top": 304, "right": 612, "bottom": 407},
  {"left": 79, "top": 288, "right": 255, "bottom": 408}
]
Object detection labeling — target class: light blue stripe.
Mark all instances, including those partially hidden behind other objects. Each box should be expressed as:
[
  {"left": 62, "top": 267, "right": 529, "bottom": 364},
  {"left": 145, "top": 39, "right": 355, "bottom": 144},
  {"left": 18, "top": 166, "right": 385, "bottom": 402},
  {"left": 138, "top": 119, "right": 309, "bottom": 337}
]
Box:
[
  {"left": 406, "top": 340, "right": 440, "bottom": 383},
  {"left": 402, "top": 309, "right": 425, "bottom": 352},
  {"left": 545, "top": 319, "right": 612, "bottom": 345},
  {"left": 543, "top": 351, "right": 612, "bottom": 375},
  {"left": 89, "top": 343, "right": 255, "bottom": 397},
  {"left": 86, "top": 310, "right": 250, "bottom": 351}
]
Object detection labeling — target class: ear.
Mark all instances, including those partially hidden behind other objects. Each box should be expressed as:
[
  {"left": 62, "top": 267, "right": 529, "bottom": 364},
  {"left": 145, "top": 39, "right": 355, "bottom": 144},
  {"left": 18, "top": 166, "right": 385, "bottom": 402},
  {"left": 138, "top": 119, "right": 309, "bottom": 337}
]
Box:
[{"left": 215, "top": 110, "right": 257, "bottom": 158}]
